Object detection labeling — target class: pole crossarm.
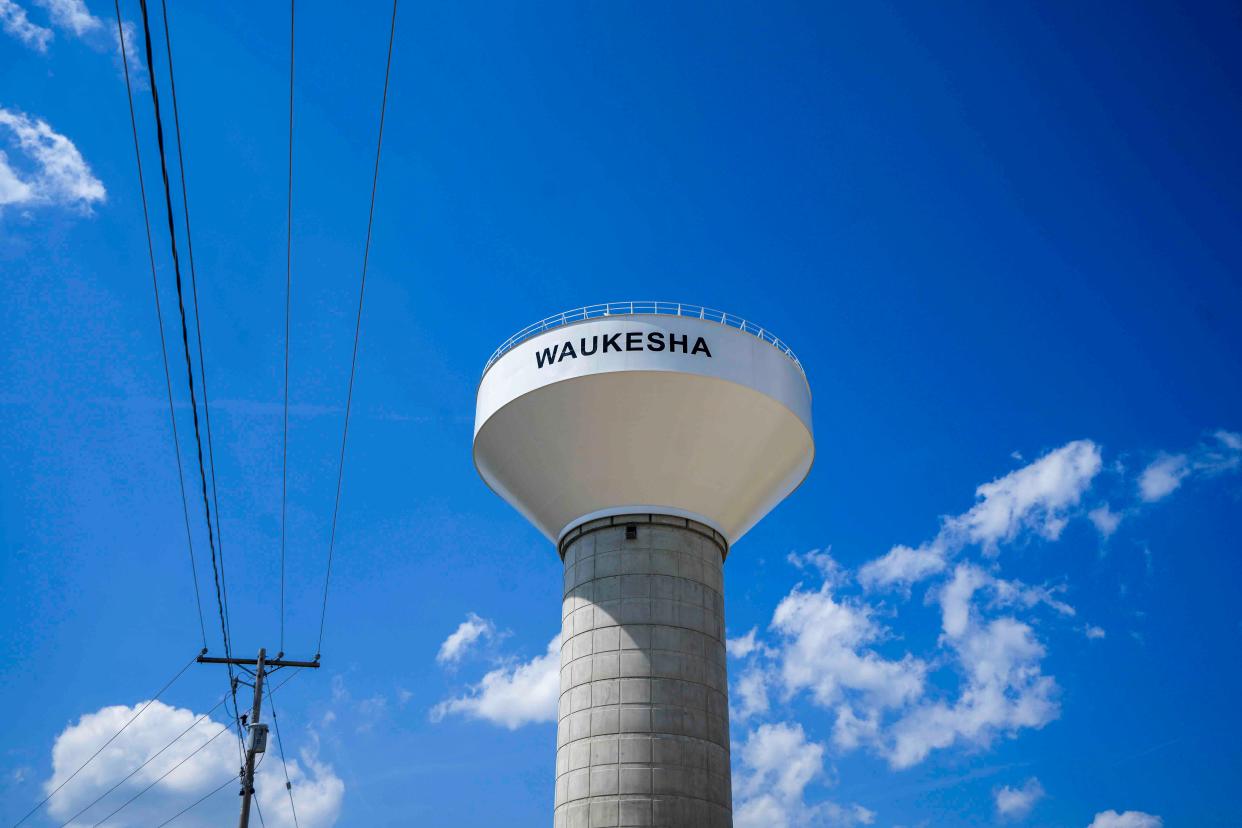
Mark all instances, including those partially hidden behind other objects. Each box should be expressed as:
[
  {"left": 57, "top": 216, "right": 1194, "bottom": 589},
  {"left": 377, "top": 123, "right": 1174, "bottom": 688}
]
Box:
[{"left": 197, "top": 655, "right": 320, "bottom": 669}]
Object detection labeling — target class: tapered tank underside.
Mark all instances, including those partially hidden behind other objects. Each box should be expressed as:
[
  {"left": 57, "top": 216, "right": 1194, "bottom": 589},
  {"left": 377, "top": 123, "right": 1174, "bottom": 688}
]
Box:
[{"left": 474, "top": 313, "right": 813, "bottom": 546}]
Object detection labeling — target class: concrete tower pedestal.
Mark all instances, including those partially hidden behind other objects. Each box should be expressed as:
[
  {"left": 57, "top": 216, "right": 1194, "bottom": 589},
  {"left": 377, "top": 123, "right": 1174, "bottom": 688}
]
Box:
[{"left": 555, "top": 516, "right": 732, "bottom": 828}]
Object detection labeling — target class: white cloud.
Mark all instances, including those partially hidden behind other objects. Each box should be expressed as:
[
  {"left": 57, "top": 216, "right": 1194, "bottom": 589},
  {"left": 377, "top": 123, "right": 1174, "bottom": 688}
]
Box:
[
  {"left": 32, "top": 0, "right": 101, "bottom": 36},
  {"left": 995, "top": 777, "right": 1044, "bottom": 819},
  {"left": 0, "top": 148, "right": 35, "bottom": 204},
  {"left": 0, "top": 107, "right": 105, "bottom": 211},
  {"left": 1137, "top": 430, "right": 1242, "bottom": 503},
  {"left": 1088, "top": 504, "right": 1122, "bottom": 538},
  {"left": 1087, "top": 810, "right": 1162, "bottom": 828},
  {"left": 1138, "top": 454, "right": 1188, "bottom": 502},
  {"left": 860, "top": 441, "right": 1102, "bottom": 588},
  {"left": 735, "top": 722, "right": 823, "bottom": 810},
  {"left": 738, "top": 551, "right": 1068, "bottom": 769},
  {"left": 858, "top": 543, "right": 948, "bottom": 590},
  {"left": 436, "top": 612, "right": 496, "bottom": 665},
  {"left": 884, "top": 565, "right": 1059, "bottom": 769},
  {"left": 727, "top": 627, "right": 763, "bottom": 659},
  {"left": 111, "top": 17, "right": 142, "bottom": 82},
  {"left": 12, "top": 0, "right": 142, "bottom": 84},
  {"left": 788, "top": 548, "right": 847, "bottom": 584},
  {"left": 431, "top": 635, "right": 561, "bottom": 729},
  {"left": 771, "top": 581, "right": 926, "bottom": 713},
  {"left": 734, "top": 722, "right": 874, "bottom": 828},
  {"left": 831, "top": 705, "right": 880, "bottom": 752},
  {"left": 44, "top": 700, "right": 342, "bottom": 828},
  {"left": 951, "top": 439, "right": 1102, "bottom": 551},
  {"left": 1084, "top": 625, "right": 1106, "bottom": 640},
  {"left": 731, "top": 664, "right": 771, "bottom": 722},
  {"left": 1, "top": 0, "right": 53, "bottom": 51},
  {"left": 354, "top": 695, "right": 388, "bottom": 733},
  {"left": 325, "top": 675, "right": 396, "bottom": 733}
]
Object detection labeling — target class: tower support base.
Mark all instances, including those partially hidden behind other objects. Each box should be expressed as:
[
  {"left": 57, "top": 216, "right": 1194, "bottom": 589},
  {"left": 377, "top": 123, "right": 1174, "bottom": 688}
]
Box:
[{"left": 555, "top": 514, "right": 732, "bottom": 828}]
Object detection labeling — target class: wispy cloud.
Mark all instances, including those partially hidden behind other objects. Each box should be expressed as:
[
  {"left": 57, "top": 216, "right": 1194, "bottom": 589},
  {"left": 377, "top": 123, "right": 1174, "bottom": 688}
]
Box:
[
  {"left": 995, "top": 777, "right": 1044, "bottom": 820},
  {"left": 431, "top": 635, "right": 561, "bottom": 729},
  {"left": 0, "top": 107, "right": 105, "bottom": 212},
  {"left": 1138, "top": 453, "right": 1189, "bottom": 502},
  {"left": 885, "top": 564, "right": 1061, "bottom": 769},
  {"left": 859, "top": 440, "right": 1103, "bottom": 589},
  {"left": 1, "top": 0, "right": 143, "bottom": 83},
  {"left": 1087, "top": 810, "right": 1162, "bottom": 828},
  {"left": 734, "top": 721, "right": 875, "bottom": 828},
  {"left": 31, "top": 0, "right": 99, "bottom": 37},
  {"left": 1088, "top": 503, "right": 1122, "bottom": 538},
  {"left": 0, "top": 0, "right": 52, "bottom": 51},
  {"left": 1138, "top": 431, "right": 1241, "bottom": 502},
  {"left": 726, "top": 443, "right": 1106, "bottom": 774},
  {"left": 436, "top": 612, "right": 496, "bottom": 665}
]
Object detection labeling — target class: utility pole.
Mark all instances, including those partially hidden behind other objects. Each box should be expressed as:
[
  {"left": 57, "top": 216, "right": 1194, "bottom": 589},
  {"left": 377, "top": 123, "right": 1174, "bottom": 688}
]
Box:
[
  {"left": 237, "top": 647, "right": 265, "bottom": 828},
  {"left": 197, "top": 649, "right": 319, "bottom": 828}
]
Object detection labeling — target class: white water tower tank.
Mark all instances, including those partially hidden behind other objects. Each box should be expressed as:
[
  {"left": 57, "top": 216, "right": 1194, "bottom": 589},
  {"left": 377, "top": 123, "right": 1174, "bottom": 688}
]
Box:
[{"left": 473, "top": 302, "right": 813, "bottom": 827}]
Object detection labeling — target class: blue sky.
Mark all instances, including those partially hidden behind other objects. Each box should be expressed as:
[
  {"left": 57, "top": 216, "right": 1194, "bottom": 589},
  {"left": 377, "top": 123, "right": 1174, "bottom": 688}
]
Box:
[{"left": 1, "top": 1, "right": 1240, "bottom": 826}]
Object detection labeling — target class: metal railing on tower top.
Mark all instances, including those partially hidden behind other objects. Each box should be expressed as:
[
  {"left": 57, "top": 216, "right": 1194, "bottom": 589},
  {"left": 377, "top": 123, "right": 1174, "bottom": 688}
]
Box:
[{"left": 482, "top": 301, "right": 803, "bottom": 376}]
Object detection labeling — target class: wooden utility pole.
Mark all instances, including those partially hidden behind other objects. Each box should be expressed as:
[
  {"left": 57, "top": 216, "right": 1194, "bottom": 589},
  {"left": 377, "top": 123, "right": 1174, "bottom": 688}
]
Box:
[
  {"left": 237, "top": 647, "right": 265, "bottom": 828},
  {"left": 196, "top": 649, "right": 319, "bottom": 828}
]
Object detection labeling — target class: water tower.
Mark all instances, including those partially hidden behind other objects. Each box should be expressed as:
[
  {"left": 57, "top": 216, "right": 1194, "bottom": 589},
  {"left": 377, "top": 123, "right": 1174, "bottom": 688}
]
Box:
[{"left": 473, "top": 302, "right": 814, "bottom": 828}]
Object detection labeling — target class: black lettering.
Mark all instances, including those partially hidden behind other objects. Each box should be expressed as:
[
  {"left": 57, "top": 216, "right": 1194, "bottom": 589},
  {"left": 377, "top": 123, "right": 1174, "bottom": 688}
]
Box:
[
  {"left": 603, "top": 333, "right": 622, "bottom": 353},
  {"left": 669, "top": 333, "right": 689, "bottom": 353},
  {"left": 580, "top": 335, "right": 599, "bottom": 356},
  {"left": 691, "top": 337, "right": 712, "bottom": 357},
  {"left": 536, "top": 345, "right": 560, "bottom": 368},
  {"left": 647, "top": 332, "right": 665, "bottom": 352},
  {"left": 558, "top": 340, "right": 577, "bottom": 362},
  {"left": 626, "top": 332, "right": 642, "bottom": 351}
]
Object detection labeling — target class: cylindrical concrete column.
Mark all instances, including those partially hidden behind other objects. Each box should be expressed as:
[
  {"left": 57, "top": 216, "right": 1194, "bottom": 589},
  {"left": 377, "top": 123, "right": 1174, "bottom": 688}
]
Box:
[{"left": 555, "top": 515, "right": 732, "bottom": 828}]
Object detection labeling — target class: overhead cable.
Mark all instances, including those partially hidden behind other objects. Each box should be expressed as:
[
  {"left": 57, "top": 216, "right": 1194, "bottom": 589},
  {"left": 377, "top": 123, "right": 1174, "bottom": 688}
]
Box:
[
  {"left": 156, "top": 0, "right": 235, "bottom": 650},
  {"left": 10, "top": 656, "right": 195, "bottom": 827},
  {"left": 280, "top": 0, "right": 296, "bottom": 654},
  {"left": 150, "top": 0, "right": 246, "bottom": 761},
  {"left": 107, "top": 0, "right": 207, "bottom": 654},
  {"left": 133, "top": 0, "right": 232, "bottom": 662},
  {"left": 91, "top": 721, "right": 231, "bottom": 827},
  {"left": 153, "top": 775, "right": 235, "bottom": 828},
  {"left": 317, "top": 0, "right": 399, "bottom": 657},
  {"left": 265, "top": 674, "right": 301, "bottom": 827},
  {"left": 57, "top": 692, "right": 231, "bottom": 827}
]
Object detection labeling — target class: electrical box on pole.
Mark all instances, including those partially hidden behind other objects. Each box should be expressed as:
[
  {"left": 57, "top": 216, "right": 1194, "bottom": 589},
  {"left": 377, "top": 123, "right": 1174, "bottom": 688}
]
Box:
[{"left": 247, "top": 723, "right": 269, "bottom": 754}]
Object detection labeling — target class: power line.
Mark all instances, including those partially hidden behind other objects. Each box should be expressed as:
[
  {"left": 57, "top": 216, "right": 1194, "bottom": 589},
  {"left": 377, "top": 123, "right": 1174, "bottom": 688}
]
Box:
[
  {"left": 68, "top": 668, "right": 301, "bottom": 828},
  {"left": 317, "top": 0, "right": 399, "bottom": 657},
  {"left": 132, "top": 0, "right": 232, "bottom": 663},
  {"left": 156, "top": 0, "right": 235, "bottom": 654},
  {"left": 151, "top": 0, "right": 245, "bottom": 762},
  {"left": 153, "top": 775, "right": 235, "bottom": 828},
  {"left": 121, "top": 0, "right": 250, "bottom": 792},
  {"left": 253, "top": 789, "right": 268, "bottom": 828},
  {"left": 108, "top": 0, "right": 207, "bottom": 654},
  {"left": 265, "top": 675, "right": 301, "bottom": 828},
  {"left": 57, "top": 692, "right": 232, "bottom": 827},
  {"left": 280, "top": 0, "right": 296, "bottom": 656},
  {"left": 11, "top": 656, "right": 195, "bottom": 827},
  {"left": 92, "top": 719, "right": 232, "bottom": 827}
]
